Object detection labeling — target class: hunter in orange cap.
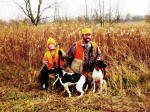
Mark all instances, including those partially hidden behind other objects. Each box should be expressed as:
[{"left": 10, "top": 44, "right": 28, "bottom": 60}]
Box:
[{"left": 62, "top": 28, "right": 102, "bottom": 91}]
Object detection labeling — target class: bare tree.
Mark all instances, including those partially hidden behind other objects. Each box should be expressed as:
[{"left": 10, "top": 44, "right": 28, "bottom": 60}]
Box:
[
  {"left": 85, "top": 0, "right": 88, "bottom": 19},
  {"left": 107, "top": 0, "right": 121, "bottom": 24},
  {"left": 94, "top": 0, "right": 104, "bottom": 26},
  {"left": 115, "top": 9, "right": 121, "bottom": 23},
  {"left": 102, "top": 0, "right": 105, "bottom": 26},
  {"left": 125, "top": 13, "right": 131, "bottom": 21},
  {"left": 108, "top": 0, "right": 113, "bottom": 24},
  {"left": 98, "top": 0, "right": 102, "bottom": 16},
  {"left": 16, "top": 0, "right": 54, "bottom": 25},
  {"left": 145, "top": 0, "right": 150, "bottom": 22},
  {"left": 114, "top": 1, "right": 121, "bottom": 23},
  {"left": 54, "top": 1, "right": 60, "bottom": 21}
]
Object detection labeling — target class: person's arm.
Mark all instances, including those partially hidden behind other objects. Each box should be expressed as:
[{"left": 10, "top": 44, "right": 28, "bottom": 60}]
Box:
[
  {"left": 43, "top": 52, "right": 49, "bottom": 66},
  {"left": 62, "top": 43, "right": 76, "bottom": 69}
]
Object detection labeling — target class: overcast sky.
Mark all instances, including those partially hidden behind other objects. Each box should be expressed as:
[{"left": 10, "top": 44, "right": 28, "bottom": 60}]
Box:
[{"left": 0, "top": 0, "right": 149, "bottom": 21}]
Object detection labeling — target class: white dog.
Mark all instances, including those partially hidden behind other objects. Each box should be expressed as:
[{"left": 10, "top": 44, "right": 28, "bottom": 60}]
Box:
[{"left": 92, "top": 60, "right": 107, "bottom": 93}]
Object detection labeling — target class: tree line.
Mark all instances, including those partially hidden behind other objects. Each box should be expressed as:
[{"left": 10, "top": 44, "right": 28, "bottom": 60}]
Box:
[{"left": 5, "top": 0, "right": 150, "bottom": 25}]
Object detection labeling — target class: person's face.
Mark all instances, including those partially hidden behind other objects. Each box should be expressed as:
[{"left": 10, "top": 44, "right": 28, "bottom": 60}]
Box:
[
  {"left": 82, "top": 33, "right": 91, "bottom": 43},
  {"left": 48, "top": 43, "right": 56, "bottom": 50}
]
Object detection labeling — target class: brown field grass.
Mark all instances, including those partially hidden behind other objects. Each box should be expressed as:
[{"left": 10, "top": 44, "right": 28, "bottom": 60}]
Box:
[{"left": 0, "top": 21, "right": 150, "bottom": 111}]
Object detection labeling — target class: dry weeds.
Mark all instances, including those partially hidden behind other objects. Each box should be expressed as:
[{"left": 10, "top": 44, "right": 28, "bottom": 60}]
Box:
[{"left": 0, "top": 21, "right": 150, "bottom": 111}]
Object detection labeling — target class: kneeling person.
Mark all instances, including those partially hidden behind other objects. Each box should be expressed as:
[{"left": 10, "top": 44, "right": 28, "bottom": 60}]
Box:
[{"left": 38, "top": 37, "right": 65, "bottom": 90}]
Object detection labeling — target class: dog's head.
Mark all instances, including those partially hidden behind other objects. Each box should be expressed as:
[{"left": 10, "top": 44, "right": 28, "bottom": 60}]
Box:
[
  {"left": 95, "top": 60, "right": 107, "bottom": 68},
  {"left": 51, "top": 67, "right": 63, "bottom": 77}
]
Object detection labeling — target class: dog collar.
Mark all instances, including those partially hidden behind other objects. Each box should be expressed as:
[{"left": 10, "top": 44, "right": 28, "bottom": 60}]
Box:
[{"left": 95, "top": 67, "right": 104, "bottom": 71}]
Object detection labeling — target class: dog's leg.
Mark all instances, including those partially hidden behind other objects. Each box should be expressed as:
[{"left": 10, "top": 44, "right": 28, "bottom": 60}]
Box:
[
  {"left": 76, "top": 83, "right": 84, "bottom": 98},
  {"left": 103, "top": 80, "right": 107, "bottom": 87},
  {"left": 84, "top": 84, "right": 88, "bottom": 92},
  {"left": 93, "top": 80, "right": 96, "bottom": 93},
  {"left": 100, "top": 78, "right": 103, "bottom": 94},
  {"left": 103, "top": 79, "right": 107, "bottom": 94},
  {"left": 76, "top": 76, "right": 86, "bottom": 97},
  {"left": 64, "top": 84, "right": 71, "bottom": 97}
]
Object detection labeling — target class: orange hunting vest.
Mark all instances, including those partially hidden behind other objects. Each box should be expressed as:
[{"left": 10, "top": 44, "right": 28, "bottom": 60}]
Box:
[
  {"left": 71, "top": 40, "right": 97, "bottom": 74},
  {"left": 44, "top": 48, "right": 64, "bottom": 70}
]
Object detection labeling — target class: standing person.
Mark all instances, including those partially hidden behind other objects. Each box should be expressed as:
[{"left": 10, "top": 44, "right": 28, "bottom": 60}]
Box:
[
  {"left": 62, "top": 28, "right": 102, "bottom": 91},
  {"left": 39, "top": 37, "right": 65, "bottom": 90}
]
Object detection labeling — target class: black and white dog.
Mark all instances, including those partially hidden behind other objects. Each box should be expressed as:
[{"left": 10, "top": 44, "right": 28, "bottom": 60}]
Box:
[
  {"left": 92, "top": 60, "right": 107, "bottom": 93},
  {"left": 52, "top": 67, "right": 86, "bottom": 98}
]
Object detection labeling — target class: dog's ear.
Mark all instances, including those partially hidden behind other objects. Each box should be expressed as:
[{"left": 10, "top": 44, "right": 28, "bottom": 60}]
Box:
[
  {"left": 103, "top": 64, "right": 107, "bottom": 68},
  {"left": 100, "top": 60, "right": 104, "bottom": 63},
  {"left": 96, "top": 60, "right": 104, "bottom": 65}
]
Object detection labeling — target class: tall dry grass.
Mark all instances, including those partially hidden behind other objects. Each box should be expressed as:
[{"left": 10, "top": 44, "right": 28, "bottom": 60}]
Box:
[{"left": 0, "top": 21, "right": 150, "bottom": 106}]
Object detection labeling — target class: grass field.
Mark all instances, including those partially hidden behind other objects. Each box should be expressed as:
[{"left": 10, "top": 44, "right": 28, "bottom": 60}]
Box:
[{"left": 0, "top": 21, "right": 150, "bottom": 111}]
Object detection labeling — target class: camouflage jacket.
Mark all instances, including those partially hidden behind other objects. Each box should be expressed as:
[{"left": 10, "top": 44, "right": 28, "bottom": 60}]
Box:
[{"left": 62, "top": 41, "right": 102, "bottom": 72}]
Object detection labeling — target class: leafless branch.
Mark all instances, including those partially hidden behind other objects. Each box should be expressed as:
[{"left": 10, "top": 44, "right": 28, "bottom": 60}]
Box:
[{"left": 15, "top": 0, "right": 53, "bottom": 25}]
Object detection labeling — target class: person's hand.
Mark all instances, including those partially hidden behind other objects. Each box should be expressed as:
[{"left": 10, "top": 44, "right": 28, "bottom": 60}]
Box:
[
  {"left": 43, "top": 59, "right": 49, "bottom": 66},
  {"left": 65, "top": 67, "right": 74, "bottom": 73}
]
